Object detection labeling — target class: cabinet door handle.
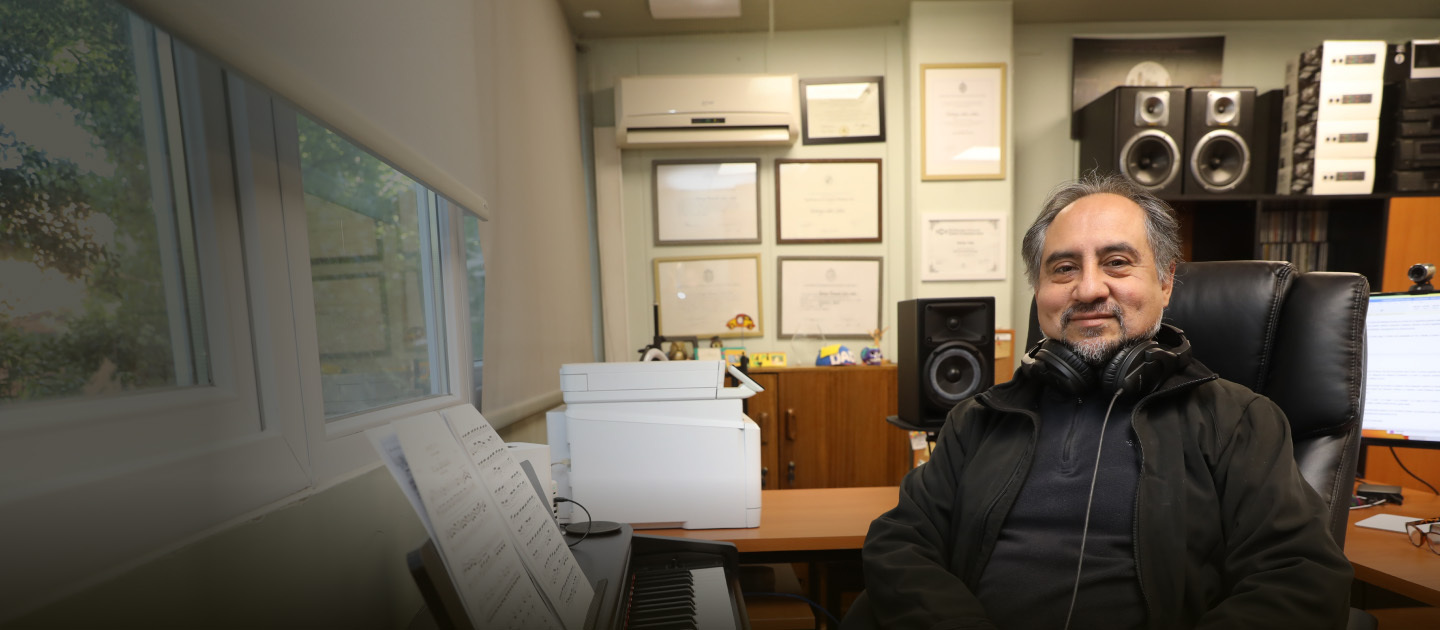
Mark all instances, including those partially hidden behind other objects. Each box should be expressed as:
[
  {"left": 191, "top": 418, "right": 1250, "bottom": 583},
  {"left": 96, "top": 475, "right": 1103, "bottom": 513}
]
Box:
[
  {"left": 758, "top": 412, "right": 770, "bottom": 445},
  {"left": 784, "top": 408, "right": 797, "bottom": 440},
  {"left": 787, "top": 461, "right": 796, "bottom": 486},
  {"left": 762, "top": 466, "right": 769, "bottom": 488}
]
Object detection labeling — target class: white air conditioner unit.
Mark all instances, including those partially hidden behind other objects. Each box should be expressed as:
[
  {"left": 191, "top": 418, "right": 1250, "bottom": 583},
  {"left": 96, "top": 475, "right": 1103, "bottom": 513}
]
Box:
[{"left": 615, "top": 74, "right": 799, "bottom": 149}]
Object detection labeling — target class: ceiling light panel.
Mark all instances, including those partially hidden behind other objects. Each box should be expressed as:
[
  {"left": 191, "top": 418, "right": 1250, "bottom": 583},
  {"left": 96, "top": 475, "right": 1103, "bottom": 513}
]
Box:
[{"left": 649, "top": 0, "right": 741, "bottom": 20}]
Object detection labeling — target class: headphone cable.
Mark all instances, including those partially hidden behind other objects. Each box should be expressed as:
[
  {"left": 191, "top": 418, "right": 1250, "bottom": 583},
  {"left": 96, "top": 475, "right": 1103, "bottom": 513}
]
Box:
[{"left": 1063, "top": 388, "right": 1123, "bottom": 630}]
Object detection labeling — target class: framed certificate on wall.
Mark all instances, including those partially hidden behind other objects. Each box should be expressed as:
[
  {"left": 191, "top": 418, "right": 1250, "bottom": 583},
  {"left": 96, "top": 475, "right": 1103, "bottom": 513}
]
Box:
[
  {"left": 777, "top": 256, "right": 882, "bottom": 339},
  {"left": 652, "top": 159, "right": 762, "bottom": 245},
  {"left": 775, "top": 159, "right": 882, "bottom": 244},
  {"left": 654, "top": 254, "right": 763, "bottom": 338},
  {"left": 799, "top": 76, "right": 885, "bottom": 144},
  {"left": 921, "top": 63, "right": 1007, "bottom": 180}
]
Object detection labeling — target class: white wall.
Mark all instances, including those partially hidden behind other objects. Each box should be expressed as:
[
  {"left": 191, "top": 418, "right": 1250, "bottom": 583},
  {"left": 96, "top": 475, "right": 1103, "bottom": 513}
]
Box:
[
  {"left": 584, "top": 27, "right": 911, "bottom": 363},
  {"left": 1011, "top": 18, "right": 1440, "bottom": 351},
  {"left": 14, "top": 0, "right": 592, "bottom": 625},
  {"left": 907, "top": 1, "right": 1016, "bottom": 330},
  {"left": 485, "top": 0, "right": 598, "bottom": 422},
  {"left": 584, "top": 1, "right": 1018, "bottom": 365}
]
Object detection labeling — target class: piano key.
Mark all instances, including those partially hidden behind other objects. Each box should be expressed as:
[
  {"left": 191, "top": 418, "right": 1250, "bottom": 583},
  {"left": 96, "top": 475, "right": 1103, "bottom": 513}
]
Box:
[
  {"left": 635, "top": 573, "right": 692, "bottom": 587},
  {"left": 689, "top": 567, "right": 734, "bottom": 630},
  {"left": 629, "top": 623, "right": 695, "bottom": 630},
  {"left": 629, "top": 609, "right": 693, "bottom": 624},
  {"left": 634, "top": 584, "right": 694, "bottom": 598},
  {"left": 630, "top": 599, "right": 696, "bottom": 614},
  {"left": 630, "top": 593, "right": 692, "bottom": 608}
]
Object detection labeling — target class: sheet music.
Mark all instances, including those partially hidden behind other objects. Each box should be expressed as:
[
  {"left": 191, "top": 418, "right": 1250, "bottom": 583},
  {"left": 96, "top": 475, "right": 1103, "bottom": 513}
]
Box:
[
  {"left": 366, "top": 424, "right": 436, "bottom": 541},
  {"left": 442, "top": 405, "right": 594, "bottom": 630},
  {"left": 393, "top": 413, "right": 562, "bottom": 630}
]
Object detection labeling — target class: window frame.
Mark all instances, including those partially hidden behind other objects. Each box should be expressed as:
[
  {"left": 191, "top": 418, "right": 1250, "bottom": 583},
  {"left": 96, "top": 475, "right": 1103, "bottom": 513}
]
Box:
[
  {"left": 0, "top": 11, "right": 486, "bottom": 621},
  {"left": 0, "top": 33, "right": 311, "bottom": 617},
  {"left": 269, "top": 100, "right": 477, "bottom": 484}
]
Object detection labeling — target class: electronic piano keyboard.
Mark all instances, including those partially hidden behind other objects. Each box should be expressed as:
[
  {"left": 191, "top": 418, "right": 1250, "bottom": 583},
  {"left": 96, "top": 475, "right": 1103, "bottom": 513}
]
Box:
[
  {"left": 568, "top": 524, "right": 750, "bottom": 630},
  {"left": 408, "top": 523, "right": 750, "bottom": 630}
]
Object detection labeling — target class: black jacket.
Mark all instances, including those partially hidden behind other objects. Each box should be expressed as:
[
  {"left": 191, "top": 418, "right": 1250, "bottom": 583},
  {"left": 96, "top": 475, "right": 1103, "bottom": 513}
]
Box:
[{"left": 861, "top": 358, "right": 1353, "bottom": 630}]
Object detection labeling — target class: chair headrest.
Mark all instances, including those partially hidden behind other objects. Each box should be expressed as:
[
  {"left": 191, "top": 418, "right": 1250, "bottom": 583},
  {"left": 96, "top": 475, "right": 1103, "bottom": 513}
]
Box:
[{"left": 1166, "top": 261, "right": 1293, "bottom": 392}]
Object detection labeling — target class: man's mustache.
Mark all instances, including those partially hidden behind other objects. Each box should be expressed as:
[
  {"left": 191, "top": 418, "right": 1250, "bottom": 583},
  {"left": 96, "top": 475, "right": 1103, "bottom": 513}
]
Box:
[{"left": 1061, "top": 301, "right": 1123, "bottom": 328}]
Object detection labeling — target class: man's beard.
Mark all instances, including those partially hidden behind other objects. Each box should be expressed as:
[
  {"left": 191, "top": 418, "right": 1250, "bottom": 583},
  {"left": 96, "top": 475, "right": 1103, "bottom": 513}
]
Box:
[{"left": 1059, "top": 301, "right": 1163, "bottom": 366}]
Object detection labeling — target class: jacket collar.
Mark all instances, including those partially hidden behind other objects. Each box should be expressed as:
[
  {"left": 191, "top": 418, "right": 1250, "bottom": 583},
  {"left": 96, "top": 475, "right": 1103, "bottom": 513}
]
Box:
[{"left": 978, "top": 352, "right": 1218, "bottom": 415}]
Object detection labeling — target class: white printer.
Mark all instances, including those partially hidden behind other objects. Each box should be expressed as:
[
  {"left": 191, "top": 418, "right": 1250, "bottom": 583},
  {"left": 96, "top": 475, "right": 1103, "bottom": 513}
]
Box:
[{"left": 547, "top": 360, "right": 763, "bottom": 529}]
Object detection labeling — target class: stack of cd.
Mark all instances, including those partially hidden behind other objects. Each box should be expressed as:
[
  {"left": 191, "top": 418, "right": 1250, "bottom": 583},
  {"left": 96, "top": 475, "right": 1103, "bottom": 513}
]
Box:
[
  {"left": 1277, "top": 40, "right": 1387, "bottom": 195},
  {"left": 1382, "top": 40, "right": 1440, "bottom": 193}
]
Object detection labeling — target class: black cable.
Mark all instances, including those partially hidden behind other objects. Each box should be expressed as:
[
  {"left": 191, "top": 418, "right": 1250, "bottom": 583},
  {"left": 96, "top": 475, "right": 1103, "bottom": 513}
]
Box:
[
  {"left": 1349, "top": 498, "right": 1387, "bottom": 510},
  {"left": 742, "top": 592, "right": 840, "bottom": 628},
  {"left": 555, "top": 497, "right": 592, "bottom": 547},
  {"left": 1389, "top": 447, "right": 1440, "bottom": 495},
  {"left": 1064, "top": 389, "right": 1122, "bottom": 630}
]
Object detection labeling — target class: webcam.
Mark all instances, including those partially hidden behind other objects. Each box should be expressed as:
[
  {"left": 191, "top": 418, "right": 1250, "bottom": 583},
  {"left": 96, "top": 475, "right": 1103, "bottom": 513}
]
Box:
[
  {"left": 1410, "top": 263, "right": 1436, "bottom": 285},
  {"left": 1409, "top": 262, "right": 1436, "bottom": 293}
]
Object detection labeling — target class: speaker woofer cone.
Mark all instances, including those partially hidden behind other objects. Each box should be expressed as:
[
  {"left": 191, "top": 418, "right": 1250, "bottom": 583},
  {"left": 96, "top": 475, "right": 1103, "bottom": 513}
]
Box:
[
  {"left": 1190, "top": 129, "right": 1251, "bottom": 192},
  {"left": 923, "top": 342, "right": 985, "bottom": 408},
  {"left": 1119, "top": 129, "right": 1181, "bottom": 191}
]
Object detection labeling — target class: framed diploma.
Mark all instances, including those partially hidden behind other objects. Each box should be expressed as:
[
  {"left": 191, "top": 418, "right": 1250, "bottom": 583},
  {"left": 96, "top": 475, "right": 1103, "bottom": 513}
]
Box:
[
  {"left": 777, "top": 257, "right": 883, "bottom": 339},
  {"left": 652, "top": 159, "right": 762, "bottom": 245},
  {"left": 775, "top": 159, "right": 882, "bottom": 244},
  {"left": 920, "top": 211, "right": 1008, "bottom": 282},
  {"left": 921, "top": 63, "right": 1007, "bottom": 180},
  {"left": 654, "top": 254, "right": 763, "bottom": 338},
  {"left": 799, "top": 76, "right": 885, "bottom": 144}
]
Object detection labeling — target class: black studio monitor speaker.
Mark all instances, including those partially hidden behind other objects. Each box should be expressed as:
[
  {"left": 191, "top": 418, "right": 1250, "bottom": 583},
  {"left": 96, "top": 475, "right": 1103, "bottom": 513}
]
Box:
[
  {"left": 1183, "top": 87, "right": 1260, "bottom": 194},
  {"left": 1078, "top": 86, "right": 1187, "bottom": 197},
  {"left": 897, "top": 298, "right": 995, "bottom": 431}
]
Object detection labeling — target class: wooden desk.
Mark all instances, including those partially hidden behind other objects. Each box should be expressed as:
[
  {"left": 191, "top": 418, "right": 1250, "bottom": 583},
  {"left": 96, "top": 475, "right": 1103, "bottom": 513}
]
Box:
[
  {"left": 643, "top": 485, "right": 1440, "bottom": 607},
  {"left": 1346, "top": 487, "right": 1440, "bottom": 607},
  {"left": 645, "top": 487, "right": 898, "bottom": 555}
]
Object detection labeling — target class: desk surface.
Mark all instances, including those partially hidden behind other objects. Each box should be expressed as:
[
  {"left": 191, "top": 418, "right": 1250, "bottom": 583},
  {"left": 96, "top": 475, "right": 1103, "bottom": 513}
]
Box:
[
  {"left": 644, "top": 485, "right": 1440, "bottom": 606},
  {"left": 1346, "top": 486, "right": 1440, "bottom": 606},
  {"left": 644, "top": 487, "right": 898, "bottom": 553}
]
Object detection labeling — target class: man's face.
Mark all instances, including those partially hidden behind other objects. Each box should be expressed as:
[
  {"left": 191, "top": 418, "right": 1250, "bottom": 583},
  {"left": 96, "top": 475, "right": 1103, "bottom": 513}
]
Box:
[{"left": 1034, "top": 193, "right": 1173, "bottom": 363}]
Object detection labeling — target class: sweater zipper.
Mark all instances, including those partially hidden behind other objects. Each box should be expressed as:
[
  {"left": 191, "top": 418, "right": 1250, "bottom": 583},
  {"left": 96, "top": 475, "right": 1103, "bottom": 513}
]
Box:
[
  {"left": 1061, "top": 396, "right": 1083, "bottom": 468},
  {"left": 971, "top": 395, "right": 1041, "bottom": 584},
  {"left": 1128, "top": 374, "right": 1217, "bottom": 625}
]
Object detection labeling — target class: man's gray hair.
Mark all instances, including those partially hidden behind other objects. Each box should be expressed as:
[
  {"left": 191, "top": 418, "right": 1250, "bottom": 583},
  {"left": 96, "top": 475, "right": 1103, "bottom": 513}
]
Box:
[{"left": 1020, "top": 172, "right": 1182, "bottom": 288}]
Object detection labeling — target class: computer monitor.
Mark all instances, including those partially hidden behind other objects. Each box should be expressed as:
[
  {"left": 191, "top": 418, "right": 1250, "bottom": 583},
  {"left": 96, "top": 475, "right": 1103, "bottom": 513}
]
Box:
[{"left": 1361, "top": 291, "right": 1440, "bottom": 450}]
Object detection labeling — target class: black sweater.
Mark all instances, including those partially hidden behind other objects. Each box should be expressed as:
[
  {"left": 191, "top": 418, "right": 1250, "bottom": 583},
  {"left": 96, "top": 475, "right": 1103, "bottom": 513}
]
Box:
[{"left": 973, "top": 389, "right": 1143, "bottom": 630}]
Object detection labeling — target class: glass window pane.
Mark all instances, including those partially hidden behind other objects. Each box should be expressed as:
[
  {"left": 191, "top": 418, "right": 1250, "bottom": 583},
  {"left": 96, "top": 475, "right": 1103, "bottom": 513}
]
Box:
[
  {"left": 463, "top": 212, "right": 485, "bottom": 408},
  {"left": 0, "top": 2, "right": 208, "bottom": 405},
  {"left": 297, "top": 116, "right": 448, "bottom": 418}
]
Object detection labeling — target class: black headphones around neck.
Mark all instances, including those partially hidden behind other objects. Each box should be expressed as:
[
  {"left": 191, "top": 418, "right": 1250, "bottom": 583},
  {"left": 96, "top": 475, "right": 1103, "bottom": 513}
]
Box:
[{"left": 1023, "top": 323, "right": 1191, "bottom": 397}]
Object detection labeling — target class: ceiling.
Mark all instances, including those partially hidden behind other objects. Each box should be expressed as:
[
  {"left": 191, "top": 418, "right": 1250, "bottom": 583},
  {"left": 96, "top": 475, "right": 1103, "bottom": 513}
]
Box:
[{"left": 558, "top": 0, "right": 1440, "bottom": 40}]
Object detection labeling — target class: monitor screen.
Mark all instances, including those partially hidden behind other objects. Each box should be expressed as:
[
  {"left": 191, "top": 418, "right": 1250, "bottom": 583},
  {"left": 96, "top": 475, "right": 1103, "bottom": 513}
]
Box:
[{"left": 1361, "top": 292, "right": 1440, "bottom": 448}]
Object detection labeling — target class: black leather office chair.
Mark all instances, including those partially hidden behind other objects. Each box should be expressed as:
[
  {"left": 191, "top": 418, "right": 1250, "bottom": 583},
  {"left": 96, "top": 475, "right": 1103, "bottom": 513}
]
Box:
[
  {"left": 843, "top": 261, "right": 1372, "bottom": 629},
  {"left": 1155, "top": 261, "right": 1368, "bottom": 547}
]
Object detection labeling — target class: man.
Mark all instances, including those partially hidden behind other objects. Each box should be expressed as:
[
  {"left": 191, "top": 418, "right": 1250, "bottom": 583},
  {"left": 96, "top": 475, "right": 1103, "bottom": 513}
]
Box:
[{"left": 858, "top": 174, "right": 1352, "bottom": 629}]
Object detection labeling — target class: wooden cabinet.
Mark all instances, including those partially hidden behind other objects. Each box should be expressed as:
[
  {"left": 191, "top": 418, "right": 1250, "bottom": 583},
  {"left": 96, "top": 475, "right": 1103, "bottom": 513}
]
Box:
[
  {"left": 743, "top": 365, "right": 910, "bottom": 490},
  {"left": 746, "top": 372, "right": 781, "bottom": 490}
]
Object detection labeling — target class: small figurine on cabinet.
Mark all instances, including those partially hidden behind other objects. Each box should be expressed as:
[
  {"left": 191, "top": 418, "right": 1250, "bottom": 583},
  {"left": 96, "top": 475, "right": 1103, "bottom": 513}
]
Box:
[
  {"left": 861, "top": 327, "right": 888, "bottom": 365},
  {"left": 666, "top": 340, "right": 691, "bottom": 361},
  {"left": 725, "top": 313, "right": 756, "bottom": 331},
  {"left": 815, "top": 344, "right": 856, "bottom": 366}
]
